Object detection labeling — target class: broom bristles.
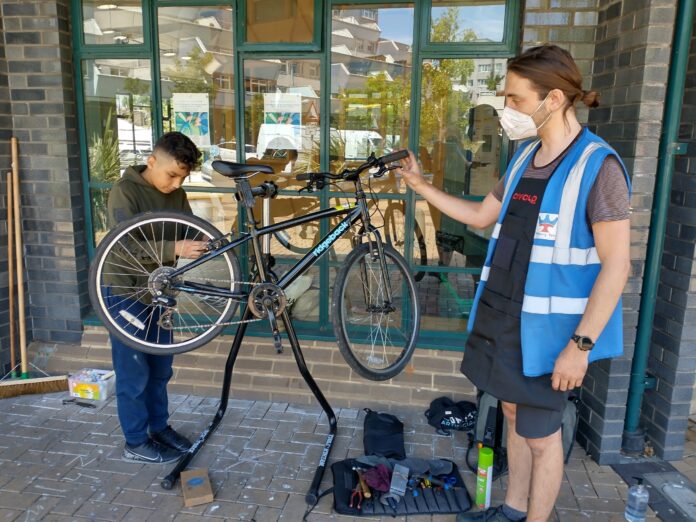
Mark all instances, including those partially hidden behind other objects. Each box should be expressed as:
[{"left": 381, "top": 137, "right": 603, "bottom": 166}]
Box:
[{"left": 0, "top": 375, "right": 68, "bottom": 399}]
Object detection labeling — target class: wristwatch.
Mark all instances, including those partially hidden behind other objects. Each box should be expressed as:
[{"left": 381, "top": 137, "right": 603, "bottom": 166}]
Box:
[{"left": 571, "top": 334, "right": 595, "bottom": 351}]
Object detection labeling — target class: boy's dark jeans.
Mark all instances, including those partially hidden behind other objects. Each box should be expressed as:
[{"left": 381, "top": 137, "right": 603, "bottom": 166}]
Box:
[{"left": 103, "top": 287, "right": 174, "bottom": 447}]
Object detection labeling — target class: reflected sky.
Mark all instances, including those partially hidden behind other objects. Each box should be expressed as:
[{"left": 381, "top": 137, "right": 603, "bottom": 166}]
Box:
[
  {"left": 380, "top": 5, "right": 506, "bottom": 44},
  {"left": 431, "top": 4, "right": 506, "bottom": 42}
]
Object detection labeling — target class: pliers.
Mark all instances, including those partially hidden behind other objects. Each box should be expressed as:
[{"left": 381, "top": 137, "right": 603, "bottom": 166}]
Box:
[{"left": 350, "top": 483, "right": 363, "bottom": 510}]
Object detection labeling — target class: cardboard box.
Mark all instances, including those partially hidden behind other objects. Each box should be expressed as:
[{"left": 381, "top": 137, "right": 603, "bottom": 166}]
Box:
[
  {"left": 68, "top": 369, "right": 115, "bottom": 401},
  {"left": 181, "top": 468, "right": 214, "bottom": 507}
]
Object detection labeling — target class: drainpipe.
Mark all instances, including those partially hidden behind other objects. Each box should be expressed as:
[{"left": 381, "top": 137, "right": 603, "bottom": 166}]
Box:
[{"left": 622, "top": 0, "right": 695, "bottom": 454}]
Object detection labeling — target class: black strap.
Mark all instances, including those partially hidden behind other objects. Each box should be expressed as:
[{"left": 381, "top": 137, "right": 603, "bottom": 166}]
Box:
[{"left": 302, "top": 487, "right": 334, "bottom": 521}]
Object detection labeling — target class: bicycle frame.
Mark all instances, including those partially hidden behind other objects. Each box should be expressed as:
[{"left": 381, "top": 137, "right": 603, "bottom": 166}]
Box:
[{"left": 167, "top": 199, "right": 392, "bottom": 304}]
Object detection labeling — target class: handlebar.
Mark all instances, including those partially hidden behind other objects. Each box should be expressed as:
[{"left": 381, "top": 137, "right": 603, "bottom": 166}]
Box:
[
  {"left": 379, "top": 149, "right": 409, "bottom": 165},
  {"left": 295, "top": 150, "right": 409, "bottom": 187}
]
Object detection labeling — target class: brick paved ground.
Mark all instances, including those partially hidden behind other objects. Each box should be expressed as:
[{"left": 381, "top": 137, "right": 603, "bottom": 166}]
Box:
[{"left": 0, "top": 392, "right": 664, "bottom": 521}]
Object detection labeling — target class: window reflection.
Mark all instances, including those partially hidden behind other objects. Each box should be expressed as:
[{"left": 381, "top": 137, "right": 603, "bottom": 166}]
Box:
[
  {"left": 330, "top": 5, "right": 414, "bottom": 190},
  {"left": 246, "top": 0, "right": 314, "bottom": 43},
  {"left": 418, "top": 56, "right": 505, "bottom": 291},
  {"left": 244, "top": 59, "right": 322, "bottom": 259},
  {"left": 430, "top": 1, "right": 506, "bottom": 43},
  {"left": 82, "top": 59, "right": 152, "bottom": 243},
  {"left": 82, "top": 1, "right": 143, "bottom": 45},
  {"left": 158, "top": 5, "right": 235, "bottom": 210}
]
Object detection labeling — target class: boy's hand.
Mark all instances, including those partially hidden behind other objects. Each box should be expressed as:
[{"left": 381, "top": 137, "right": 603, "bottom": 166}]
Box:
[
  {"left": 397, "top": 150, "right": 428, "bottom": 193},
  {"left": 175, "top": 240, "right": 208, "bottom": 259}
]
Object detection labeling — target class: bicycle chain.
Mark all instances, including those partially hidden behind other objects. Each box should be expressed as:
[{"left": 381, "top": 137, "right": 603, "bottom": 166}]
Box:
[{"left": 163, "top": 279, "right": 271, "bottom": 330}]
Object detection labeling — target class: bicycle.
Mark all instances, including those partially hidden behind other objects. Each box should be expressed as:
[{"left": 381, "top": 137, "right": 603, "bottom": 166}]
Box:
[
  {"left": 89, "top": 149, "right": 421, "bottom": 382},
  {"left": 269, "top": 166, "right": 429, "bottom": 282}
]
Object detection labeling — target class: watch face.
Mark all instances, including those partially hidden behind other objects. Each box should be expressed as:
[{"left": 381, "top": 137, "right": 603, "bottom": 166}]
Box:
[{"left": 578, "top": 337, "right": 594, "bottom": 350}]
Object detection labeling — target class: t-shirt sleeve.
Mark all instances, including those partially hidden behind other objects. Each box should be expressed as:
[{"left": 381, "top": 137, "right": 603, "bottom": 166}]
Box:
[
  {"left": 491, "top": 178, "right": 504, "bottom": 202},
  {"left": 587, "top": 156, "right": 630, "bottom": 224}
]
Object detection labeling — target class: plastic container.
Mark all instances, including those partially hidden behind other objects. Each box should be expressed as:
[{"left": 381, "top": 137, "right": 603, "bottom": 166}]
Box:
[
  {"left": 476, "top": 445, "right": 494, "bottom": 509},
  {"left": 68, "top": 369, "right": 115, "bottom": 401},
  {"left": 624, "top": 477, "right": 649, "bottom": 522}
]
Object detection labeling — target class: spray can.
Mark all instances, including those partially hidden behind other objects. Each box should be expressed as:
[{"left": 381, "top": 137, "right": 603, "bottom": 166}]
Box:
[
  {"left": 476, "top": 445, "right": 494, "bottom": 509},
  {"left": 624, "top": 477, "right": 649, "bottom": 522}
]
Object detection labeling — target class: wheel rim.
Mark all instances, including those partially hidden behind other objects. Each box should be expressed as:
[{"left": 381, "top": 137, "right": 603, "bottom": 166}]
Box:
[
  {"left": 339, "top": 248, "right": 417, "bottom": 374},
  {"left": 94, "top": 216, "right": 237, "bottom": 351}
]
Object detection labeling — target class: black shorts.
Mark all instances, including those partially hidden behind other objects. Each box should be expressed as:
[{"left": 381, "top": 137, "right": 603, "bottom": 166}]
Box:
[{"left": 462, "top": 297, "right": 567, "bottom": 439}]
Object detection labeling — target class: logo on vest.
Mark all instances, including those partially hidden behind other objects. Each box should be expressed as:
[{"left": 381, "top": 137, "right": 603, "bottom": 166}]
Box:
[
  {"left": 535, "top": 213, "right": 558, "bottom": 240},
  {"left": 512, "top": 192, "right": 539, "bottom": 205}
]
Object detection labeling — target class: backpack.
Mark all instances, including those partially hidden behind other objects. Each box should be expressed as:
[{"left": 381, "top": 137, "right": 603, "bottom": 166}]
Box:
[{"left": 424, "top": 396, "right": 477, "bottom": 436}]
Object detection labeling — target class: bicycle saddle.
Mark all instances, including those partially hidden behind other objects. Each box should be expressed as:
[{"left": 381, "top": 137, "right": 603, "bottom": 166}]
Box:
[{"left": 212, "top": 160, "right": 274, "bottom": 178}]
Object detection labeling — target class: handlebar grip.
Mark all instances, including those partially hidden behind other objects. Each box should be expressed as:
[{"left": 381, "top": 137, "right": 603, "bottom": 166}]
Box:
[
  {"left": 380, "top": 149, "right": 409, "bottom": 164},
  {"left": 296, "top": 172, "right": 312, "bottom": 181}
]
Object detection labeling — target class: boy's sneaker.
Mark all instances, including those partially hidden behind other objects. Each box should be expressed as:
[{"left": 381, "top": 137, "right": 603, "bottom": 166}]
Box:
[
  {"left": 151, "top": 425, "right": 192, "bottom": 453},
  {"left": 122, "top": 440, "right": 182, "bottom": 463},
  {"left": 457, "top": 506, "right": 525, "bottom": 521}
]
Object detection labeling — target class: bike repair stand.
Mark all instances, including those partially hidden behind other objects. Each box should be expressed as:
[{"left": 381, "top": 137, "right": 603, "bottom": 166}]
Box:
[{"left": 160, "top": 306, "right": 337, "bottom": 506}]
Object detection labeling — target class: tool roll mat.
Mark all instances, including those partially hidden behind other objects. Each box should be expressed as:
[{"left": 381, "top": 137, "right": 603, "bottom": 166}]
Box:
[{"left": 331, "top": 457, "right": 471, "bottom": 517}]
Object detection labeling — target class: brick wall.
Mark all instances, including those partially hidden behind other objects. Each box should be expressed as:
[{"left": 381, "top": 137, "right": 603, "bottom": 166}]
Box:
[
  {"left": 582, "top": 0, "right": 677, "bottom": 464},
  {"left": 38, "top": 328, "right": 477, "bottom": 410},
  {"left": 648, "top": 15, "right": 696, "bottom": 460},
  {"left": 0, "top": 0, "right": 89, "bottom": 347},
  {"left": 522, "top": 0, "right": 599, "bottom": 124},
  {"left": 0, "top": 14, "right": 11, "bottom": 370}
]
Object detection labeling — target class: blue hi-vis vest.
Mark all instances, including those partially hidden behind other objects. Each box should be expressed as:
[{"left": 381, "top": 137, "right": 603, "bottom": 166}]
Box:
[{"left": 468, "top": 128, "right": 631, "bottom": 377}]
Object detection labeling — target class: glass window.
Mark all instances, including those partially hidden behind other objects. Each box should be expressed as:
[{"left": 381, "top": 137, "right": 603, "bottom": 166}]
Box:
[
  {"left": 418, "top": 56, "right": 505, "bottom": 259},
  {"left": 246, "top": 0, "right": 314, "bottom": 43},
  {"left": 82, "top": 1, "right": 144, "bottom": 45},
  {"left": 330, "top": 4, "right": 414, "bottom": 184},
  {"left": 243, "top": 58, "right": 322, "bottom": 259},
  {"left": 82, "top": 59, "right": 152, "bottom": 243},
  {"left": 158, "top": 6, "right": 236, "bottom": 197},
  {"left": 430, "top": 1, "right": 506, "bottom": 43}
]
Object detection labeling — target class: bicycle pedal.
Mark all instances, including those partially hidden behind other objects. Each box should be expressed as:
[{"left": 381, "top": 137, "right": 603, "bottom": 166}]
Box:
[{"left": 273, "top": 331, "right": 283, "bottom": 353}]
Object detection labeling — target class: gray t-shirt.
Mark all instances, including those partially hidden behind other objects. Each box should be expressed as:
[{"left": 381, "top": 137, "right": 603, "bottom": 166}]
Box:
[{"left": 491, "top": 135, "right": 630, "bottom": 224}]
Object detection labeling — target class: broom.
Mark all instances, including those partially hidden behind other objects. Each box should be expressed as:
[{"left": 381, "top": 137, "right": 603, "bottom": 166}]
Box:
[{"left": 0, "top": 137, "right": 68, "bottom": 398}]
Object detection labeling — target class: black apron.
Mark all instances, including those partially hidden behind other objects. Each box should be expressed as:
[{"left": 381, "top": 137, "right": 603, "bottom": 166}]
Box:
[{"left": 461, "top": 175, "right": 567, "bottom": 413}]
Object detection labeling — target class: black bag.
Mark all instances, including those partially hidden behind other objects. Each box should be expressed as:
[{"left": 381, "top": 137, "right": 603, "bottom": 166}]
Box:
[
  {"left": 424, "top": 396, "right": 477, "bottom": 436},
  {"left": 363, "top": 408, "right": 406, "bottom": 460}
]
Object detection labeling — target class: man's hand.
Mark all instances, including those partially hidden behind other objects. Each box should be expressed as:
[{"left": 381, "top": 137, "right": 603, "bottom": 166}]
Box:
[
  {"left": 175, "top": 239, "right": 207, "bottom": 259},
  {"left": 551, "top": 342, "right": 589, "bottom": 391},
  {"left": 397, "top": 150, "right": 428, "bottom": 193}
]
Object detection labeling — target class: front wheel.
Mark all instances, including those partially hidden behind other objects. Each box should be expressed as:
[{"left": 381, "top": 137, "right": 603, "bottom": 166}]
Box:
[
  {"left": 89, "top": 211, "right": 242, "bottom": 355},
  {"left": 332, "top": 243, "right": 420, "bottom": 381}
]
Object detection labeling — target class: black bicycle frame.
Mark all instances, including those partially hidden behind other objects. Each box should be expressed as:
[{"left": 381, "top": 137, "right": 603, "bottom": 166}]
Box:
[{"left": 168, "top": 202, "right": 366, "bottom": 297}]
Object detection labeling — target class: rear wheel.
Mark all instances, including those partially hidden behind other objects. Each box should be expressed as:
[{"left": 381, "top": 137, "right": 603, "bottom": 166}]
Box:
[
  {"left": 89, "top": 211, "right": 242, "bottom": 355},
  {"left": 332, "top": 243, "right": 420, "bottom": 381}
]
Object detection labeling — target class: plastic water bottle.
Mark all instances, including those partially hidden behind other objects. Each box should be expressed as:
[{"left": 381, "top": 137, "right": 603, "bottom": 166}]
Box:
[{"left": 624, "top": 477, "right": 649, "bottom": 522}]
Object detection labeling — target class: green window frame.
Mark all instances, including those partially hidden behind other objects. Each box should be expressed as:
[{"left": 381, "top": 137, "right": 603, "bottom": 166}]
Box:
[{"left": 73, "top": 0, "right": 521, "bottom": 350}]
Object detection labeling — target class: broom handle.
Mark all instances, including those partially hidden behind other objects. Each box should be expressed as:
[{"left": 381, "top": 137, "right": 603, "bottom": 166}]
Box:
[
  {"left": 11, "top": 137, "right": 27, "bottom": 377},
  {"left": 7, "top": 172, "right": 15, "bottom": 372}
]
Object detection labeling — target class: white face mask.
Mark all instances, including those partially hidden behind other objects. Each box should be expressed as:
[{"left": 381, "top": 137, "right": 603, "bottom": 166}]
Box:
[{"left": 499, "top": 94, "right": 551, "bottom": 141}]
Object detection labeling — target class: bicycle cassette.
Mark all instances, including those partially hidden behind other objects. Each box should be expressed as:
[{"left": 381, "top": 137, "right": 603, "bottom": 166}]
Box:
[{"left": 248, "top": 283, "right": 287, "bottom": 319}]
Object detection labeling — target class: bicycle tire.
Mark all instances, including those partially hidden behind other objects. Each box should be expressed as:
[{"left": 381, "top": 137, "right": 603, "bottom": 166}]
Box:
[
  {"left": 332, "top": 243, "right": 420, "bottom": 381},
  {"left": 383, "top": 203, "right": 428, "bottom": 282},
  {"left": 89, "top": 211, "right": 242, "bottom": 355}
]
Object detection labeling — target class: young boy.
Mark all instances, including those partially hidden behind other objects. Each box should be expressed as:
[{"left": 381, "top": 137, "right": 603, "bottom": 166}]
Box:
[{"left": 106, "top": 131, "right": 207, "bottom": 463}]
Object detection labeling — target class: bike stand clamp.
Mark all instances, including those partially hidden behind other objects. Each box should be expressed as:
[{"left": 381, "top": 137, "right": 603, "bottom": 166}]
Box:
[{"left": 160, "top": 307, "right": 338, "bottom": 507}]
